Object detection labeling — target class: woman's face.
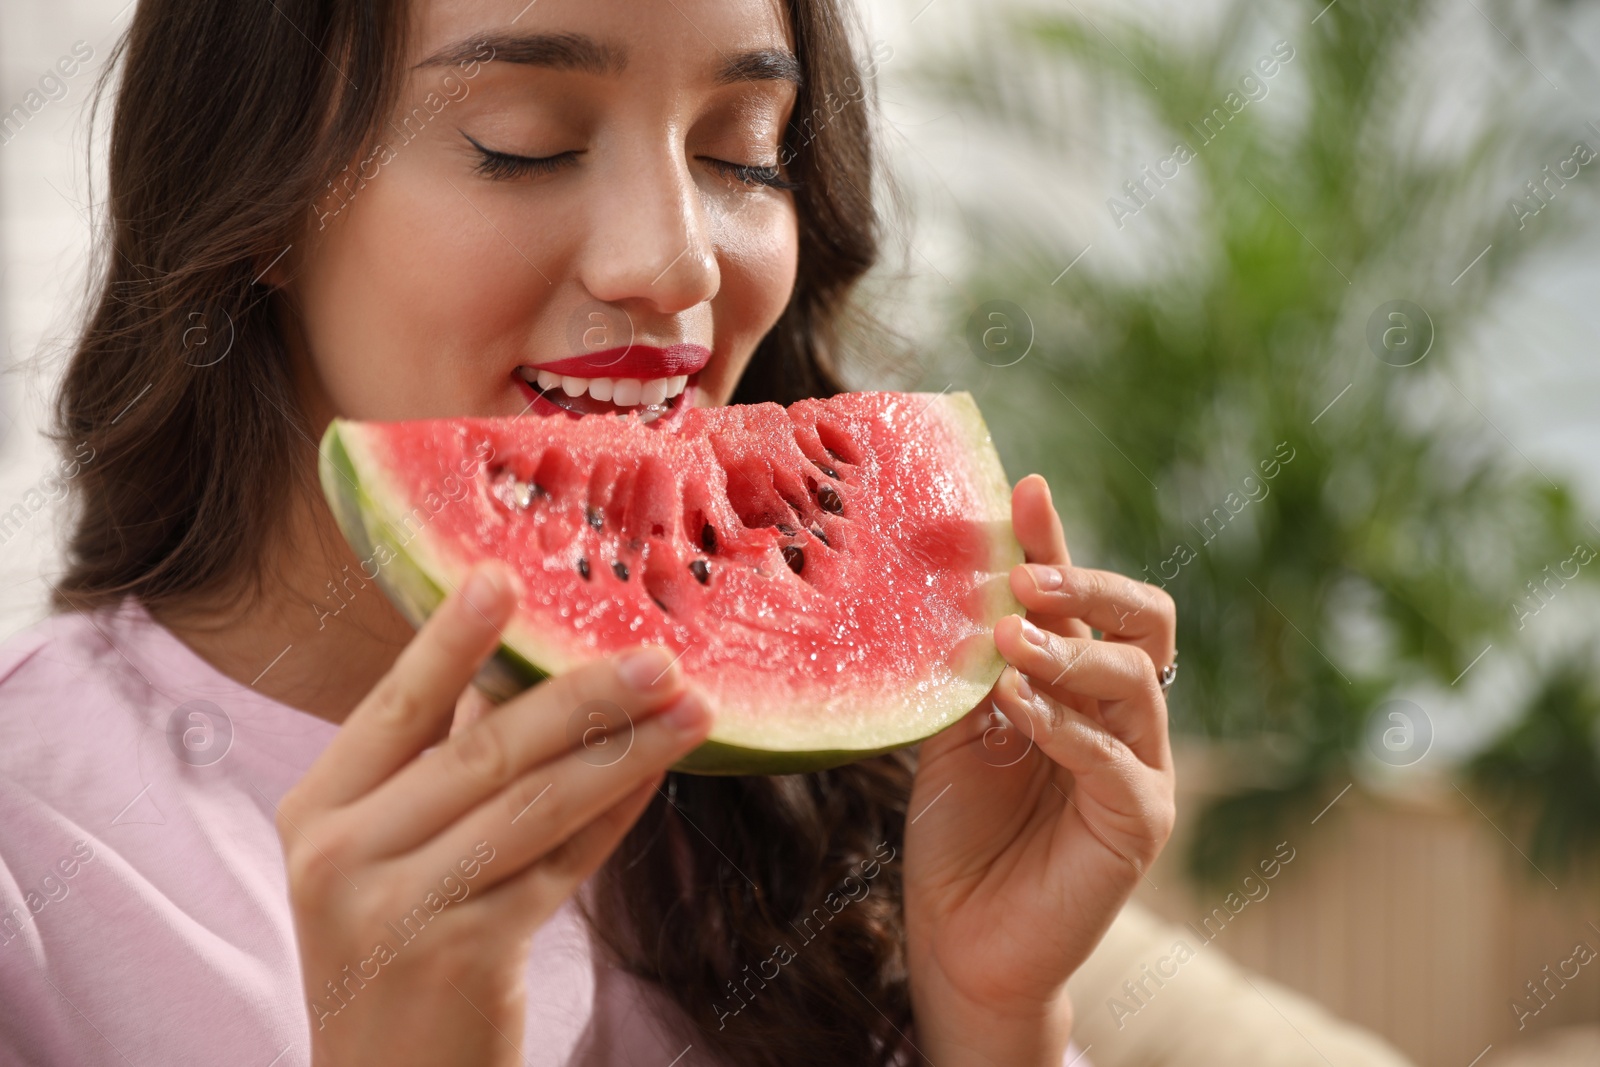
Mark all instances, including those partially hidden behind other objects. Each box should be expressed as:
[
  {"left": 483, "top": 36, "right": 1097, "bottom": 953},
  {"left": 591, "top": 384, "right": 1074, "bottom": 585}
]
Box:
[{"left": 283, "top": 0, "right": 800, "bottom": 429}]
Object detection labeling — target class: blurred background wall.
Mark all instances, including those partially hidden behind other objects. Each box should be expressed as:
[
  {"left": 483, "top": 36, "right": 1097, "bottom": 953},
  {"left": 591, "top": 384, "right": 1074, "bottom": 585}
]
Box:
[{"left": 4, "top": 1, "right": 1600, "bottom": 1064}]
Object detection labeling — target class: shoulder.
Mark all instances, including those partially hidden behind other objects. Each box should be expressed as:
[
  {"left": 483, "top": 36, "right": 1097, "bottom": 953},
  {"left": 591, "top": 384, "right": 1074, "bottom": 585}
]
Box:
[
  {"left": 0, "top": 610, "right": 81, "bottom": 691},
  {"left": 0, "top": 604, "right": 154, "bottom": 756},
  {"left": 0, "top": 604, "right": 173, "bottom": 837},
  {"left": 0, "top": 609, "right": 142, "bottom": 752}
]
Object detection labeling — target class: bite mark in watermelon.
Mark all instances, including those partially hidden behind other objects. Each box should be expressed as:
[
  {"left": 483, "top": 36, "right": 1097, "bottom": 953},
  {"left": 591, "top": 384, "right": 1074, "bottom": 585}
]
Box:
[{"left": 318, "top": 391, "right": 1023, "bottom": 775}]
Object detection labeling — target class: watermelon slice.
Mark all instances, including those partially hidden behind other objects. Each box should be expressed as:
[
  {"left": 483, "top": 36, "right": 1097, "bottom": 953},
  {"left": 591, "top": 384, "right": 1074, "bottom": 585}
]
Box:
[{"left": 318, "top": 392, "right": 1023, "bottom": 775}]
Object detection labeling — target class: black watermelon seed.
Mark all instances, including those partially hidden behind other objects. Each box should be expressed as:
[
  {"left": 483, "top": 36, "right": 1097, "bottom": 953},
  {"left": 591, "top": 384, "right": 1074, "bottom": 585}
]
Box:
[
  {"left": 612, "top": 560, "right": 629, "bottom": 581},
  {"left": 701, "top": 523, "right": 717, "bottom": 552},
  {"left": 577, "top": 557, "right": 591, "bottom": 580},
  {"left": 689, "top": 559, "right": 710, "bottom": 584},
  {"left": 810, "top": 525, "right": 829, "bottom": 547},
  {"left": 586, "top": 506, "right": 604, "bottom": 529},
  {"left": 813, "top": 460, "right": 839, "bottom": 479},
  {"left": 816, "top": 484, "right": 843, "bottom": 514},
  {"left": 650, "top": 595, "right": 669, "bottom": 612},
  {"left": 824, "top": 446, "right": 845, "bottom": 463},
  {"left": 531, "top": 482, "right": 548, "bottom": 499},
  {"left": 783, "top": 545, "right": 805, "bottom": 574},
  {"left": 777, "top": 523, "right": 797, "bottom": 535}
]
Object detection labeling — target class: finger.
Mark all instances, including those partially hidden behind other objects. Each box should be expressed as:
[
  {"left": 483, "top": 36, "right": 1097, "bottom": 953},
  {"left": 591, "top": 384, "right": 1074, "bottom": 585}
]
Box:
[
  {"left": 994, "top": 614, "right": 1171, "bottom": 771},
  {"left": 991, "top": 667, "right": 1174, "bottom": 865},
  {"left": 990, "top": 666, "right": 1138, "bottom": 790},
  {"left": 1012, "top": 474, "right": 1071, "bottom": 568},
  {"left": 340, "top": 647, "right": 689, "bottom": 858},
  {"left": 292, "top": 562, "right": 521, "bottom": 812},
  {"left": 404, "top": 691, "right": 711, "bottom": 894},
  {"left": 450, "top": 686, "right": 496, "bottom": 738},
  {"left": 919, "top": 688, "right": 1050, "bottom": 780},
  {"left": 1011, "top": 475, "right": 1092, "bottom": 641},
  {"left": 474, "top": 773, "right": 663, "bottom": 930},
  {"left": 1010, "top": 565, "right": 1176, "bottom": 670}
]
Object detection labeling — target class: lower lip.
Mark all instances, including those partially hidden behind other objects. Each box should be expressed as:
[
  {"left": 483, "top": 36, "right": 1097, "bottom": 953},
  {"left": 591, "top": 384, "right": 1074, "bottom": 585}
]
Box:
[{"left": 513, "top": 373, "right": 697, "bottom": 430}]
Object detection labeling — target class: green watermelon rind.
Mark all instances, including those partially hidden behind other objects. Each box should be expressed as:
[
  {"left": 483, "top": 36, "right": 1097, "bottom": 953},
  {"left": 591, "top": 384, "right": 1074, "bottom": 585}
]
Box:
[
  {"left": 320, "top": 423, "right": 547, "bottom": 702},
  {"left": 317, "top": 394, "right": 1024, "bottom": 776}
]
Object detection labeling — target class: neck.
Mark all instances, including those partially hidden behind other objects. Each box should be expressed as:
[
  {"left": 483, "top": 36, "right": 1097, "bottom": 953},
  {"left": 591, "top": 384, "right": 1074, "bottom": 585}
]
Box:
[{"left": 152, "top": 479, "right": 416, "bottom": 724}]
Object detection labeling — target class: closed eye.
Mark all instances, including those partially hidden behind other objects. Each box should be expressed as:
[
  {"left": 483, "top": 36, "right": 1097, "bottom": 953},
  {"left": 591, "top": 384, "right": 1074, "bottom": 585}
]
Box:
[
  {"left": 463, "top": 131, "right": 579, "bottom": 181},
  {"left": 461, "top": 131, "right": 797, "bottom": 191},
  {"left": 703, "top": 158, "right": 799, "bottom": 191}
]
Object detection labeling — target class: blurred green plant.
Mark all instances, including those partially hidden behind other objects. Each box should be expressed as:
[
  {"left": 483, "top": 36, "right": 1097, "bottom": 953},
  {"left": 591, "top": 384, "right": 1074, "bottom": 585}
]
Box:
[
  {"left": 909, "top": 0, "right": 1600, "bottom": 883},
  {"left": 1469, "top": 657, "right": 1600, "bottom": 876}
]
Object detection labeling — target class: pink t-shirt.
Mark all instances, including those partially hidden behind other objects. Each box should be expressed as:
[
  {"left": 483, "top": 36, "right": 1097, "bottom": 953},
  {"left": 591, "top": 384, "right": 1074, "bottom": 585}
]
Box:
[{"left": 0, "top": 599, "right": 1091, "bottom": 1066}]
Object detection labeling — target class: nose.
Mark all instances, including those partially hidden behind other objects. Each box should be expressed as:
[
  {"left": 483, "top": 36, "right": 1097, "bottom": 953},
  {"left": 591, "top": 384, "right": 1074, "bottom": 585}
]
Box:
[{"left": 576, "top": 141, "right": 719, "bottom": 317}]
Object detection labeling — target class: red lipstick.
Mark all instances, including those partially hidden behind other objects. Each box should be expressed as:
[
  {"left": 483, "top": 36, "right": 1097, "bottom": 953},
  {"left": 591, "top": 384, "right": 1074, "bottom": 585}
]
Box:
[{"left": 534, "top": 343, "right": 709, "bottom": 378}]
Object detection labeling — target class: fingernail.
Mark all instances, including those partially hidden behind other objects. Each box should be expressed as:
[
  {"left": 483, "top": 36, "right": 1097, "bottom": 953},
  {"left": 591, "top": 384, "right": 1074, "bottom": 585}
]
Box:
[
  {"left": 462, "top": 565, "right": 511, "bottom": 615},
  {"left": 618, "top": 646, "right": 678, "bottom": 691},
  {"left": 1020, "top": 618, "right": 1049, "bottom": 646},
  {"left": 660, "top": 692, "right": 710, "bottom": 733},
  {"left": 1025, "top": 564, "right": 1063, "bottom": 591},
  {"left": 1008, "top": 666, "right": 1034, "bottom": 702}
]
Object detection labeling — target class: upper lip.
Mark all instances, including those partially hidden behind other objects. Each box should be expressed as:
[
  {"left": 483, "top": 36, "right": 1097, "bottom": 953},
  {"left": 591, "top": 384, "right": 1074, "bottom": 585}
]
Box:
[{"left": 529, "top": 343, "right": 710, "bottom": 379}]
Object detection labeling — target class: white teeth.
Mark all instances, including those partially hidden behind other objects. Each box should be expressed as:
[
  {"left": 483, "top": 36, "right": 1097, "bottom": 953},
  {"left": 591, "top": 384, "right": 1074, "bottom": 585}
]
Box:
[
  {"left": 639, "top": 379, "right": 668, "bottom": 406},
  {"left": 521, "top": 368, "right": 689, "bottom": 408},
  {"left": 611, "top": 378, "right": 642, "bottom": 406}
]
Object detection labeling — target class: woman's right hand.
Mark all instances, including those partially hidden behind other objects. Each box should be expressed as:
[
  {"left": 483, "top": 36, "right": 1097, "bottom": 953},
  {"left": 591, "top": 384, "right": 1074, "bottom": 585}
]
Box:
[{"left": 275, "top": 561, "right": 712, "bottom": 1066}]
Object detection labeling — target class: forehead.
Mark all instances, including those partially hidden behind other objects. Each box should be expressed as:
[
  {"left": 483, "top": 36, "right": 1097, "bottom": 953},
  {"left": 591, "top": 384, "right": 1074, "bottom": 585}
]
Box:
[{"left": 411, "top": 0, "right": 796, "bottom": 74}]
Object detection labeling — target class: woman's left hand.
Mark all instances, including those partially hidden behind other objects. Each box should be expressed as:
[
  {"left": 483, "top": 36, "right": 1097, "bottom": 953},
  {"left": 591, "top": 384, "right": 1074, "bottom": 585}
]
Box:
[{"left": 904, "top": 474, "right": 1178, "bottom": 1067}]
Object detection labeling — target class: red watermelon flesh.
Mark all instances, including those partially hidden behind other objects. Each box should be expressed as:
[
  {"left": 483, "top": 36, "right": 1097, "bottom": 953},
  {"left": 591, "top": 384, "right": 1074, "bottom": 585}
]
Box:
[{"left": 318, "top": 391, "right": 1023, "bottom": 774}]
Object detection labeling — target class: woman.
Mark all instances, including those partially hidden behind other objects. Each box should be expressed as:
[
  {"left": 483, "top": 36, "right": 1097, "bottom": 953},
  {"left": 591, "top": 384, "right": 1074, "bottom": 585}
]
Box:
[{"left": 0, "top": 0, "right": 1177, "bottom": 1063}]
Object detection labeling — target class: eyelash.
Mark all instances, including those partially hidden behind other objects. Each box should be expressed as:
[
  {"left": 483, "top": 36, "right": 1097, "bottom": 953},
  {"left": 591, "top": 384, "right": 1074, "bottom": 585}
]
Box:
[
  {"left": 465, "top": 133, "right": 578, "bottom": 181},
  {"left": 704, "top": 159, "right": 800, "bottom": 191},
  {"left": 463, "top": 133, "right": 798, "bottom": 191}
]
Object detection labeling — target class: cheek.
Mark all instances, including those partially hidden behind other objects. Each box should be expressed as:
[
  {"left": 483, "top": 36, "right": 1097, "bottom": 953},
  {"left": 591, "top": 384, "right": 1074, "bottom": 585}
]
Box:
[
  {"left": 294, "top": 158, "right": 556, "bottom": 420},
  {"left": 710, "top": 201, "right": 799, "bottom": 394}
]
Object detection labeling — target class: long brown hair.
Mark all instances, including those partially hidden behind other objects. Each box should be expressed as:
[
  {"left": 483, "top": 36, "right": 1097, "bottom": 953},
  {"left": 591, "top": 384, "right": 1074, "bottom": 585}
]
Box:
[{"left": 53, "top": 1, "right": 915, "bottom": 1064}]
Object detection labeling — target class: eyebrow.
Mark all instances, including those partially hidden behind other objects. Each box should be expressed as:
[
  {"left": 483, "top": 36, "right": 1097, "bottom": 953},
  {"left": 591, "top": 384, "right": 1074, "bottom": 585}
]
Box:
[
  {"left": 415, "top": 31, "right": 801, "bottom": 87},
  {"left": 416, "top": 32, "right": 625, "bottom": 74},
  {"left": 715, "top": 48, "right": 802, "bottom": 86}
]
